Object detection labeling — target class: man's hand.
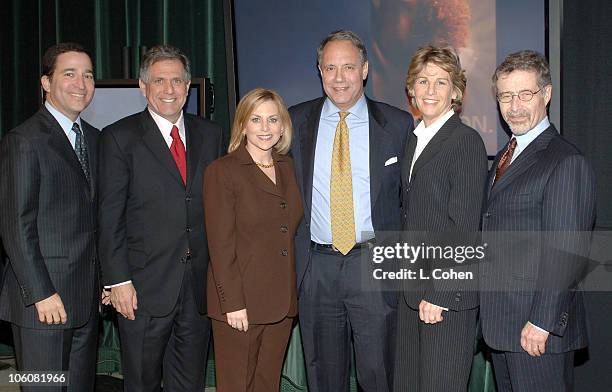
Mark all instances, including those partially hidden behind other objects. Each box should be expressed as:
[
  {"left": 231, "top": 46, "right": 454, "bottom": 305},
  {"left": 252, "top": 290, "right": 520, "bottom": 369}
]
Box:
[
  {"left": 419, "top": 300, "right": 444, "bottom": 324},
  {"left": 110, "top": 283, "right": 138, "bottom": 320},
  {"left": 35, "top": 293, "right": 67, "bottom": 325},
  {"left": 227, "top": 308, "right": 249, "bottom": 332},
  {"left": 521, "top": 321, "right": 549, "bottom": 356}
]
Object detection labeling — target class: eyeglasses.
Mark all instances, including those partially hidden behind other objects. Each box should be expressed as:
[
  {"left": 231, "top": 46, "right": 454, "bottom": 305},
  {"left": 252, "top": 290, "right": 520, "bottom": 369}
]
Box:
[{"left": 497, "top": 88, "right": 542, "bottom": 103}]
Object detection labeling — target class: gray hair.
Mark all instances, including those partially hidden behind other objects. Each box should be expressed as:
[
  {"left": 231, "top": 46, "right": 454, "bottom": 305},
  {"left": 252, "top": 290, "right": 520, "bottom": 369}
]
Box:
[
  {"left": 493, "top": 50, "right": 551, "bottom": 93},
  {"left": 139, "top": 44, "right": 191, "bottom": 83},
  {"left": 317, "top": 30, "right": 368, "bottom": 66}
]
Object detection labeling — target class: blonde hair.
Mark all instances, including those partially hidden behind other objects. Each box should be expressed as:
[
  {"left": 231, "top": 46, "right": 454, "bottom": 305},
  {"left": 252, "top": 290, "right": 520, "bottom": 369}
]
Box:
[{"left": 228, "top": 88, "right": 293, "bottom": 154}]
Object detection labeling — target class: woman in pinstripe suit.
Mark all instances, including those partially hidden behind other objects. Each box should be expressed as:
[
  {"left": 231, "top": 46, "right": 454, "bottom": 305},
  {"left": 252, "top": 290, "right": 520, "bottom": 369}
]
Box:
[{"left": 393, "top": 45, "right": 488, "bottom": 391}]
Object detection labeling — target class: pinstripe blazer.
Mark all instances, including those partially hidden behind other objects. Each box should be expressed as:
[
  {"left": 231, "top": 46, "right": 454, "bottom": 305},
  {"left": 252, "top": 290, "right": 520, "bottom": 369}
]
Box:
[
  {"left": 479, "top": 125, "right": 596, "bottom": 353},
  {"left": 0, "top": 107, "right": 99, "bottom": 329},
  {"left": 400, "top": 113, "right": 488, "bottom": 311}
]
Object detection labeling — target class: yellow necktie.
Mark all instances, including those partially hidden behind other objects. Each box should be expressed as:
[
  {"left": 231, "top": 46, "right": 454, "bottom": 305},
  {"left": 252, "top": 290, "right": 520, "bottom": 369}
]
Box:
[{"left": 331, "top": 111, "right": 356, "bottom": 255}]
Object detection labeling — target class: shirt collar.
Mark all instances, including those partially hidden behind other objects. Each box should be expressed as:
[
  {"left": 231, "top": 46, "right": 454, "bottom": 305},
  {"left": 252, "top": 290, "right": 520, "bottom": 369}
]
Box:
[
  {"left": 322, "top": 94, "right": 367, "bottom": 120},
  {"left": 513, "top": 116, "right": 550, "bottom": 151},
  {"left": 413, "top": 109, "right": 455, "bottom": 139},
  {"left": 148, "top": 108, "right": 185, "bottom": 137},
  {"left": 148, "top": 108, "right": 186, "bottom": 143},
  {"left": 45, "top": 101, "right": 82, "bottom": 133}
]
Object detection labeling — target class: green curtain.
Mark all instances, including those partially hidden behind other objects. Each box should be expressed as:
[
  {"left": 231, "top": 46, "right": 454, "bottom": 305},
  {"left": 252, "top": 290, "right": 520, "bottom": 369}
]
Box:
[{"left": 0, "top": 0, "right": 231, "bottom": 137}]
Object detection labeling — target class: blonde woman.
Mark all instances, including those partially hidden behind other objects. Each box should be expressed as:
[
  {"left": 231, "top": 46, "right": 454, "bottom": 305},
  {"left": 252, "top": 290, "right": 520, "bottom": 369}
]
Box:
[{"left": 204, "top": 88, "right": 303, "bottom": 391}]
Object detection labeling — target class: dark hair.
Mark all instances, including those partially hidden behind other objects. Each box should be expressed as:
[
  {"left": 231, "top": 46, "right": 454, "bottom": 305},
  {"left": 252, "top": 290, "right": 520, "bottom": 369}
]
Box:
[
  {"left": 406, "top": 45, "right": 466, "bottom": 112},
  {"left": 139, "top": 45, "right": 191, "bottom": 82},
  {"left": 493, "top": 50, "right": 551, "bottom": 93},
  {"left": 317, "top": 30, "right": 368, "bottom": 66},
  {"left": 42, "top": 42, "right": 91, "bottom": 78}
]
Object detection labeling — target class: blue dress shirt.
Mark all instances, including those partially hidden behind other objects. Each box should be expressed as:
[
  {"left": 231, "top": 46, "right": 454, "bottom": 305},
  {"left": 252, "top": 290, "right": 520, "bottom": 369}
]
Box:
[{"left": 311, "top": 95, "right": 375, "bottom": 244}]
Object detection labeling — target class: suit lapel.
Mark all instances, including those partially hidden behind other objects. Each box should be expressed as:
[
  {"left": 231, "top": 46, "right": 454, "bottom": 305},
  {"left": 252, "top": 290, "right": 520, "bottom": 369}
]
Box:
[
  {"left": 299, "top": 98, "right": 325, "bottom": 218},
  {"left": 488, "top": 127, "right": 557, "bottom": 201},
  {"left": 41, "top": 108, "right": 91, "bottom": 190},
  {"left": 410, "top": 113, "right": 459, "bottom": 181},
  {"left": 82, "top": 120, "right": 98, "bottom": 198},
  {"left": 485, "top": 150, "right": 503, "bottom": 201},
  {"left": 236, "top": 145, "right": 283, "bottom": 197},
  {"left": 367, "top": 99, "right": 393, "bottom": 207},
  {"left": 402, "top": 132, "right": 417, "bottom": 183},
  {"left": 139, "top": 110, "right": 185, "bottom": 187},
  {"left": 185, "top": 115, "right": 202, "bottom": 193}
]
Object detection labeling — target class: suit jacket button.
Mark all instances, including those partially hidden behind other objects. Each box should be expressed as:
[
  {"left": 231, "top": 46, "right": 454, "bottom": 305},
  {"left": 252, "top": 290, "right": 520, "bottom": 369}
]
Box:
[
  {"left": 185, "top": 196, "right": 192, "bottom": 202},
  {"left": 280, "top": 201, "right": 287, "bottom": 209},
  {"left": 484, "top": 212, "right": 491, "bottom": 217},
  {"left": 280, "top": 225, "right": 288, "bottom": 233},
  {"left": 186, "top": 227, "right": 192, "bottom": 233},
  {"left": 281, "top": 249, "right": 288, "bottom": 256}
]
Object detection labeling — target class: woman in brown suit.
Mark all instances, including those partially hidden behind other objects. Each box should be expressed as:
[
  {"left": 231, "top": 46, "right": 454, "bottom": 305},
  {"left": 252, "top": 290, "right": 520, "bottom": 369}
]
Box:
[{"left": 204, "top": 88, "right": 303, "bottom": 392}]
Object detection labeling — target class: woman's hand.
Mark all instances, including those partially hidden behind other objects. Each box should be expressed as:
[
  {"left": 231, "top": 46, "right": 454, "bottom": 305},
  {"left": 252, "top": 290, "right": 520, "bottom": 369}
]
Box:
[{"left": 226, "top": 308, "right": 249, "bottom": 332}]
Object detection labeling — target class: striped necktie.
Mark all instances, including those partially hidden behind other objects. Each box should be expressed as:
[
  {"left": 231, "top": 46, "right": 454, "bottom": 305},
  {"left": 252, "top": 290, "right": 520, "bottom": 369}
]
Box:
[
  {"left": 494, "top": 137, "right": 517, "bottom": 185},
  {"left": 72, "top": 123, "right": 91, "bottom": 184}
]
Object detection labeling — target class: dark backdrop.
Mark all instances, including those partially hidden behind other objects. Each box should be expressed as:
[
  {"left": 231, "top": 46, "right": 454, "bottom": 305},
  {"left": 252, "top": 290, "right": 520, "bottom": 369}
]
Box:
[
  {"left": 563, "top": 1, "right": 612, "bottom": 391},
  {"left": 0, "top": 0, "right": 232, "bottom": 136}
]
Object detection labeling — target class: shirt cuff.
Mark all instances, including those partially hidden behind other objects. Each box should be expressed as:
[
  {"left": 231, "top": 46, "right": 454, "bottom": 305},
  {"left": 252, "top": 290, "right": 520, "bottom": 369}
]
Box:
[
  {"left": 528, "top": 321, "right": 549, "bottom": 333},
  {"left": 104, "top": 280, "right": 132, "bottom": 289},
  {"left": 431, "top": 303, "right": 449, "bottom": 311}
]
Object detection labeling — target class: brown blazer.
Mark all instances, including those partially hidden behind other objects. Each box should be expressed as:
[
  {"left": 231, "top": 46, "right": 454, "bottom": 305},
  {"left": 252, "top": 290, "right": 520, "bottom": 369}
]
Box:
[{"left": 204, "top": 144, "right": 303, "bottom": 324}]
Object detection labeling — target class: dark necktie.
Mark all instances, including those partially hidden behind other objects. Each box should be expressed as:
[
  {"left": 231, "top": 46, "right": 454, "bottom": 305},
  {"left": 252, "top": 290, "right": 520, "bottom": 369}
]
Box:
[
  {"left": 494, "top": 137, "right": 517, "bottom": 185},
  {"left": 170, "top": 125, "right": 187, "bottom": 184},
  {"left": 72, "top": 123, "right": 91, "bottom": 184}
]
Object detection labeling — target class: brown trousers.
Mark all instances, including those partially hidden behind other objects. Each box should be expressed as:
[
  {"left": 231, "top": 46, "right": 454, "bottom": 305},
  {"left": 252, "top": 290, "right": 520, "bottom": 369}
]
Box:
[{"left": 212, "top": 317, "right": 293, "bottom": 392}]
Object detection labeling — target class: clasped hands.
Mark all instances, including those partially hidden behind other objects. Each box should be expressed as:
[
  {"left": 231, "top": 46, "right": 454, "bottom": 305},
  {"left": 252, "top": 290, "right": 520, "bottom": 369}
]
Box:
[{"left": 101, "top": 283, "right": 138, "bottom": 320}]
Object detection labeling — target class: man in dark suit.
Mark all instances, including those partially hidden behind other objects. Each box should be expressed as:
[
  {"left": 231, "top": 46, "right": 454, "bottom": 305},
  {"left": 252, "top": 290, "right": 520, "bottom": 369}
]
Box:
[
  {"left": 0, "top": 43, "right": 99, "bottom": 391},
  {"left": 98, "top": 45, "right": 223, "bottom": 391},
  {"left": 480, "top": 50, "right": 596, "bottom": 391},
  {"left": 289, "top": 30, "right": 413, "bottom": 391}
]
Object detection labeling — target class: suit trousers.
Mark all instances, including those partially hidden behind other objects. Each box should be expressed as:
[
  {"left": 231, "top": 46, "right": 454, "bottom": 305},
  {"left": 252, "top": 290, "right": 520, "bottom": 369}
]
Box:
[
  {"left": 211, "top": 317, "right": 293, "bottom": 392},
  {"left": 393, "top": 301, "right": 477, "bottom": 392},
  {"left": 299, "top": 246, "right": 397, "bottom": 392},
  {"left": 117, "top": 269, "right": 211, "bottom": 392},
  {"left": 11, "top": 306, "right": 99, "bottom": 392},
  {"left": 490, "top": 349, "right": 574, "bottom": 392}
]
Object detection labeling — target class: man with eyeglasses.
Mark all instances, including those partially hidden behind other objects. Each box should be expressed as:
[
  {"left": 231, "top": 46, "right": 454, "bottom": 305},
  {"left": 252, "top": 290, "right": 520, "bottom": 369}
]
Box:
[{"left": 479, "top": 50, "right": 595, "bottom": 391}]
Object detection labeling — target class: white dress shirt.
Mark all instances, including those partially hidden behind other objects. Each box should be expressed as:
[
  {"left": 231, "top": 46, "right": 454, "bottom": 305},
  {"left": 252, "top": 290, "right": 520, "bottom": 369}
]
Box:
[{"left": 409, "top": 110, "right": 455, "bottom": 181}]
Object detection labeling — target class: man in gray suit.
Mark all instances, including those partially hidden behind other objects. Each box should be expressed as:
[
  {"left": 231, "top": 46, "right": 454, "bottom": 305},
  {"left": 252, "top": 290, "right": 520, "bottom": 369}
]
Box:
[
  {"left": 480, "top": 50, "right": 596, "bottom": 391},
  {"left": 0, "top": 43, "right": 99, "bottom": 391}
]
